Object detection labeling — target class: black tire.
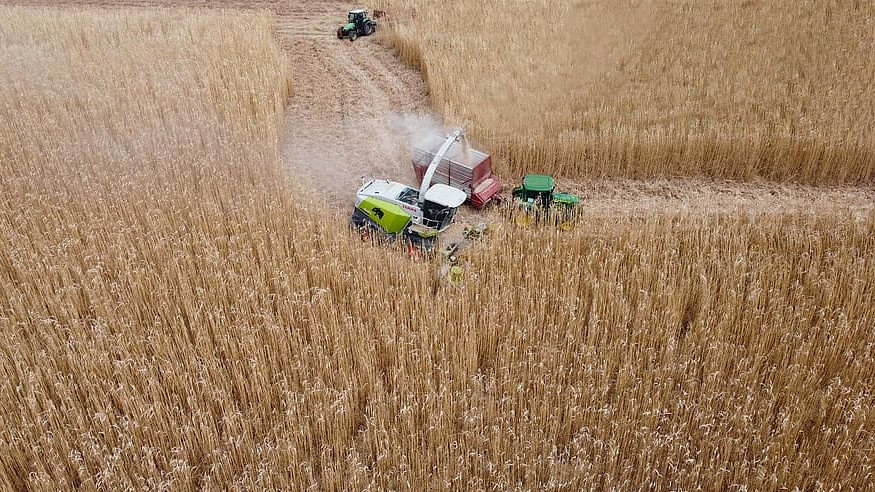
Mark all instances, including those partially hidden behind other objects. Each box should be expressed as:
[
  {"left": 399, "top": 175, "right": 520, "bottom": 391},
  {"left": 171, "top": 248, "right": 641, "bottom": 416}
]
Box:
[
  {"left": 364, "top": 24, "right": 374, "bottom": 36},
  {"left": 349, "top": 31, "right": 357, "bottom": 42}
]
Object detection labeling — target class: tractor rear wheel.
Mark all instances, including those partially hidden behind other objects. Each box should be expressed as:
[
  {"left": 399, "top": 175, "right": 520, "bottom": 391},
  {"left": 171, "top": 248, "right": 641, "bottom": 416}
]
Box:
[{"left": 364, "top": 24, "right": 374, "bottom": 36}]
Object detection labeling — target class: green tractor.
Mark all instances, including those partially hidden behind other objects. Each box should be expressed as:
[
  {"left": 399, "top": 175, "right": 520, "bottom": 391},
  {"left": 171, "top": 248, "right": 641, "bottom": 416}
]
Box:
[
  {"left": 511, "top": 174, "right": 580, "bottom": 230},
  {"left": 336, "top": 9, "right": 377, "bottom": 42}
]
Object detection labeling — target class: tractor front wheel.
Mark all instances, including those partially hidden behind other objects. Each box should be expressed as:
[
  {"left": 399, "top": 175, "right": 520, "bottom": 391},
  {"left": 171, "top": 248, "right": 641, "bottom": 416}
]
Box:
[{"left": 349, "top": 31, "right": 357, "bottom": 42}]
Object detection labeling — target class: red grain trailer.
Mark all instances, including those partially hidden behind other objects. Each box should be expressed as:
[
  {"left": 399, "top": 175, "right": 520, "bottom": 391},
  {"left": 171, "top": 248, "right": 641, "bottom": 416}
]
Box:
[{"left": 412, "top": 134, "right": 503, "bottom": 209}]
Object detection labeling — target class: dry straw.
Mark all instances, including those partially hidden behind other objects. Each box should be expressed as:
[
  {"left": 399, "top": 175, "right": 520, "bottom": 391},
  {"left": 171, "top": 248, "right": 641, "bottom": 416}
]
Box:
[{"left": 0, "top": 4, "right": 873, "bottom": 491}]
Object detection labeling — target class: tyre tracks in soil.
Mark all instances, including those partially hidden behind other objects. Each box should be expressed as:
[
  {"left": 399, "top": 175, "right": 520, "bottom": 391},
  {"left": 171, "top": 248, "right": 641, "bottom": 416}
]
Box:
[
  {"left": 4, "top": 0, "right": 432, "bottom": 208},
  {"left": 278, "top": 7, "right": 431, "bottom": 208}
]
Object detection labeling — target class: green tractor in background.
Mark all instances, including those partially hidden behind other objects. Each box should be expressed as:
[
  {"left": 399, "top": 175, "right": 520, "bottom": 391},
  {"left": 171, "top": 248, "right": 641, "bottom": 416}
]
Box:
[
  {"left": 336, "top": 9, "right": 378, "bottom": 42},
  {"left": 511, "top": 174, "right": 580, "bottom": 230}
]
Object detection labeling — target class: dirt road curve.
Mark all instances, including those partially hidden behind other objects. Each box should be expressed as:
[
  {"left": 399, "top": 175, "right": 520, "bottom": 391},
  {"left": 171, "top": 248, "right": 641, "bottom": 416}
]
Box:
[
  {"left": 274, "top": 3, "right": 432, "bottom": 205},
  {"left": 6, "top": 0, "right": 432, "bottom": 206}
]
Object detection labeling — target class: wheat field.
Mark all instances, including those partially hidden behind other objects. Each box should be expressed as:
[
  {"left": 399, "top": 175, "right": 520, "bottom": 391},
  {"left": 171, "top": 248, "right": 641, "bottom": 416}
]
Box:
[
  {"left": 2, "top": 3, "right": 875, "bottom": 491},
  {"left": 377, "top": 0, "right": 875, "bottom": 184}
]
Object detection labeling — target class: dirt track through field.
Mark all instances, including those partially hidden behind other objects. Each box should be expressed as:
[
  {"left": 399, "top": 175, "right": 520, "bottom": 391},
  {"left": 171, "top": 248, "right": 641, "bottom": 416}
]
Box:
[
  {"left": 276, "top": 3, "right": 433, "bottom": 205},
  {"left": 5, "top": 0, "right": 434, "bottom": 207}
]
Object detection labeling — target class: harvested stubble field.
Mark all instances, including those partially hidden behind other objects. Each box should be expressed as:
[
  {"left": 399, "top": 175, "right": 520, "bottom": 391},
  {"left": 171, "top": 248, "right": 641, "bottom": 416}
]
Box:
[{"left": 1, "top": 1, "right": 875, "bottom": 491}]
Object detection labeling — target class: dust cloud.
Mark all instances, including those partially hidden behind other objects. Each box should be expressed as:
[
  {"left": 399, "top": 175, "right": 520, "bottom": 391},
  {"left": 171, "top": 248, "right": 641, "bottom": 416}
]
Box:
[
  {"left": 278, "top": 15, "right": 437, "bottom": 209},
  {"left": 282, "top": 110, "right": 448, "bottom": 206}
]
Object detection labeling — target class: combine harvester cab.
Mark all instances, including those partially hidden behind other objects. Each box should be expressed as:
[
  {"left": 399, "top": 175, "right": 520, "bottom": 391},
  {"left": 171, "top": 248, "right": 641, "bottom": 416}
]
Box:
[
  {"left": 355, "top": 179, "right": 465, "bottom": 232},
  {"left": 412, "top": 134, "right": 503, "bottom": 209},
  {"left": 350, "top": 179, "right": 467, "bottom": 253}
]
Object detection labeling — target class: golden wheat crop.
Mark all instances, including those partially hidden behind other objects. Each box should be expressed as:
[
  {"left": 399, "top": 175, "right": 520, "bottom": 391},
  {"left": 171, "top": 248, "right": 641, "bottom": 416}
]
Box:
[
  {"left": 377, "top": 0, "right": 875, "bottom": 184},
  {"left": 1, "top": 4, "right": 874, "bottom": 491},
  {"left": 0, "top": 5, "right": 292, "bottom": 189}
]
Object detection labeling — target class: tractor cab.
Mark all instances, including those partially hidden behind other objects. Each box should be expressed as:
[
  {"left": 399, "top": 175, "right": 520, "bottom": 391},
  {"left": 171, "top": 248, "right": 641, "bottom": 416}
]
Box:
[
  {"left": 348, "top": 9, "right": 366, "bottom": 24},
  {"left": 512, "top": 174, "right": 555, "bottom": 209},
  {"left": 338, "top": 9, "right": 377, "bottom": 40}
]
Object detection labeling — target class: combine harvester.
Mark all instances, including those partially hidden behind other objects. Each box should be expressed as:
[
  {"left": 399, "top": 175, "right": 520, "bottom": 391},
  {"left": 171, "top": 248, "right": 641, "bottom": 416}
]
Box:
[
  {"left": 350, "top": 127, "right": 580, "bottom": 270},
  {"left": 350, "top": 129, "right": 485, "bottom": 254}
]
